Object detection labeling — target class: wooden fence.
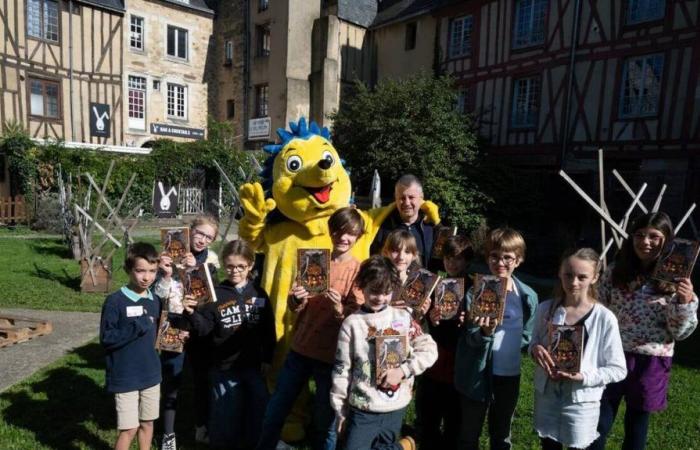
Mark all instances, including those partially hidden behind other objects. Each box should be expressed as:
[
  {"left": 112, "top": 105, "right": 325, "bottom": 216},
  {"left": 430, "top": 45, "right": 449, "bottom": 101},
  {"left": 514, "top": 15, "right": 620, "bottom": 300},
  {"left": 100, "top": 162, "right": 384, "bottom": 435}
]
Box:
[{"left": 0, "top": 195, "right": 29, "bottom": 224}]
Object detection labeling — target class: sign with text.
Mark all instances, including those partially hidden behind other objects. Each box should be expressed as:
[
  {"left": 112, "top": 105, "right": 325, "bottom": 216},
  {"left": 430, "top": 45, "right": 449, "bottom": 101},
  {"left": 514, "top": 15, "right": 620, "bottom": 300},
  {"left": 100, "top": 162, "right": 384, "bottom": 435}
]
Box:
[
  {"left": 150, "top": 123, "right": 205, "bottom": 140},
  {"left": 90, "top": 103, "right": 111, "bottom": 138},
  {"left": 248, "top": 117, "right": 271, "bottom": 140}
]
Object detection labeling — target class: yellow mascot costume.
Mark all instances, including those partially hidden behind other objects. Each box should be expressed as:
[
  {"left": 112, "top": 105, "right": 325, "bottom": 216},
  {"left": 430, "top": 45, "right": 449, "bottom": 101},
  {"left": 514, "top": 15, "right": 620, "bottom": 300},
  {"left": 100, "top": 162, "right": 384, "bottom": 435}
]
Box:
[{"left": 238, "top": 118, "right": 439, "bottom": 442}]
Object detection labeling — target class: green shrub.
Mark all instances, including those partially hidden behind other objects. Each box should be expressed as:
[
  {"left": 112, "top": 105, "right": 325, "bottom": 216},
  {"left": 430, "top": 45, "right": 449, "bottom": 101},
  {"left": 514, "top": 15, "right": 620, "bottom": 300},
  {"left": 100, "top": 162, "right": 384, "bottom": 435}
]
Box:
[{"left": 330, "top": 74, "right": 490, "bottom": 231}]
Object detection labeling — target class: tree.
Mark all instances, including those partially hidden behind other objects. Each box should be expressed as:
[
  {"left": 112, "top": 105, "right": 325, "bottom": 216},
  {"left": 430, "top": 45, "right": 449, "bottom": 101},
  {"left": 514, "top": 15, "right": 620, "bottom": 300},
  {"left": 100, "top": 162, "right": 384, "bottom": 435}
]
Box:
[{"left": 330, "top": 74, "right": 489, "bottom": 231}]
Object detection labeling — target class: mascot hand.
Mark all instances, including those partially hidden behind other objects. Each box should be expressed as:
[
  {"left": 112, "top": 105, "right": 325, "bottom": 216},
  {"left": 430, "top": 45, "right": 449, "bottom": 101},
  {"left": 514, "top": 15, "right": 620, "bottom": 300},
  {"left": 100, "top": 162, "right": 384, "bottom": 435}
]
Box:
[
  {"left": 240, "top": 182, "right": 276, "bottom": 224},
  {"left": 420, "top": 200, "right": 441, "bottom": 225}
]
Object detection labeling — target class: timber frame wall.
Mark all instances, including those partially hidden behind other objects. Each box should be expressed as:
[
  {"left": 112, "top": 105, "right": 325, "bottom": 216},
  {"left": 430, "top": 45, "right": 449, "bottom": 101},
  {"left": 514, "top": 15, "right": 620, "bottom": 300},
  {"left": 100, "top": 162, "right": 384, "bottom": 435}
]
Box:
[
  {"left": 0, "top": 0, "right": 124, "bottom": 144},
  {"left": 436, "top": 0, "right": 700, "bottom": 165}
]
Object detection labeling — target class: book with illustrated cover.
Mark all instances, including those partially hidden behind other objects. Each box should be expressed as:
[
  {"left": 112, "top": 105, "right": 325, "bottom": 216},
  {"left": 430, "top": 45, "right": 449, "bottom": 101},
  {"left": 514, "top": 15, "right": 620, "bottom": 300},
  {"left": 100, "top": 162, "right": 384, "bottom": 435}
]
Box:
[
  {"left": 155, "top": 311, "right": 190, "bottom": 353},
  {"left": 180, "top": 264, "right": 217, "bottom": 305},
  {"left": 469, "top": 274, "right": 508, "bottom": 323},
  {"left": 296, "top": 249, "right": 330, "bottom": 295},
  {"left": 548, "top": 323, "right": 585, "bottom": 373},
  {"left": 393, "top": 268, "right": 441, "bottom": 317},
  {"left": 374, "top": 333, "right": 408, "bottom": 385},
  {"left": 432, "top": 226, "right": 458, "bottom": 260},
  {"left": 652, "top": 238, "right": 700, "bottom": 284},
  {"left": 161, "top": 227, "right": 190, "bottom": 266},
  {"left": 433, "top": 278, "right": 465, "bottom": 320}
]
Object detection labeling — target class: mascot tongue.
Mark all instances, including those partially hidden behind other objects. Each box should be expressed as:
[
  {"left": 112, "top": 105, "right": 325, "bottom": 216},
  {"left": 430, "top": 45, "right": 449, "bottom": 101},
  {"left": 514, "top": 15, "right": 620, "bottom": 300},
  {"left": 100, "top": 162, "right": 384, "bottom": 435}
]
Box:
[{"left": 306, "top": 184, "right": 332, "bottom": 203}]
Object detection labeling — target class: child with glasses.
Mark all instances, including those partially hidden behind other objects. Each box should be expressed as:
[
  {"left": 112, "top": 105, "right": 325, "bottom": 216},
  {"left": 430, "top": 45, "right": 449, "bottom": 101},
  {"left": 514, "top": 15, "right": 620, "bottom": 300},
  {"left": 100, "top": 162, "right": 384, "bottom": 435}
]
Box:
[
  {"left": 589, "top": 213, "right": 697, "bottom": 450},
  {"left": 183, "top": 239, "right": 275, "bottom": 449},
  {"left": 155, "top": 215, "right": 221, "bottom": 449},
  {"left": 257, "top": 207, "right": 365, "bottom": 450},
  {"left": 454, "top": 227, "right": 539, "bottom": 450}
]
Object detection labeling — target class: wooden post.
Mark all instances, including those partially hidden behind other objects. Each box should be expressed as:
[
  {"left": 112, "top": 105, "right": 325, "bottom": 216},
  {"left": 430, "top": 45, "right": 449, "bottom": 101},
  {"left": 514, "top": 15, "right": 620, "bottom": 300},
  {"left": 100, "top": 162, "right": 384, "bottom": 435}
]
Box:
[
  {"left": 674, "top": 203, "right": 697, "bottom": 235},
  {"left": 559, "top": 170, "right": 629, "bottom": 238},
  {"left": 651, "top": 184, "right": 667, "bottom": 213},
  {"left": 598, "top": 149, "right": 607, "bottom": 268}
]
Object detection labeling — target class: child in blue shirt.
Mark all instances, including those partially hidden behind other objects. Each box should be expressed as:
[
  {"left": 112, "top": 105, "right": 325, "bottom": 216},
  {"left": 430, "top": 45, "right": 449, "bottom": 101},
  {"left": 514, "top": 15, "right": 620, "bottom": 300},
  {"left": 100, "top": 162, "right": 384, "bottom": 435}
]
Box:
[
  {"left": 100, "top": 242, "right": 162, "bottom": 450},
  {"left": 454, "top": 228, "right": 538, "bottom": 450}
]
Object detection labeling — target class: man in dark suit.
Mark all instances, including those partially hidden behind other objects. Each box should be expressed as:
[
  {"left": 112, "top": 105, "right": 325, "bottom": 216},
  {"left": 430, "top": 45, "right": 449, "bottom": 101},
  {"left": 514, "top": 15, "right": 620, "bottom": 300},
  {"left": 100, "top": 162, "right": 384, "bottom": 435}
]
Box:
[{"left": 371, "top": 174, "right": 440, "bottom": 268}]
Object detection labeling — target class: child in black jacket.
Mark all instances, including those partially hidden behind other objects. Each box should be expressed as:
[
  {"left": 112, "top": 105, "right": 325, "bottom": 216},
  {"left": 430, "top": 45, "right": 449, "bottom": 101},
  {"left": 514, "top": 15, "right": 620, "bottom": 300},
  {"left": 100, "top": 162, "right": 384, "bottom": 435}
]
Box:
[{"left": 183, "top": 239, "right": 275, "bottom": 450}]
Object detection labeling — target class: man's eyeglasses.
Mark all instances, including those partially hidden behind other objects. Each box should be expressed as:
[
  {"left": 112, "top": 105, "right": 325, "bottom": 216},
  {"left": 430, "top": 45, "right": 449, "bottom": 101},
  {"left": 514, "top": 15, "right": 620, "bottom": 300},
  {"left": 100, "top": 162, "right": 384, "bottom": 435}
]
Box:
[{"left": 193, "top": 230, "right": 216, "bottom": 243}]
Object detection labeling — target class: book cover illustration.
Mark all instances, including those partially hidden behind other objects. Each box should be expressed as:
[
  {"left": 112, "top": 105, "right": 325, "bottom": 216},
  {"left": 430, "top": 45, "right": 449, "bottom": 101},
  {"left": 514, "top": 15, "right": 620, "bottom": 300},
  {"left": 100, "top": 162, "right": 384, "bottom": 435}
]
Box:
[
  {"left": 161, "top": 227, "right": 190, "bottom": 266},
  {"left": 548, "top": 324, "right": 585, "bottom": 373},
  {"left": 469, "top": 274, "right": 507, "bottom": 323},
  {"left": 374, "top": 334, "right": 408, "bottom": 386},
  {"left": 155, "top": 311, "right": 190, "bottom": 353},
  {"left": 432, "top": 226, "right": 458, "bottom": 260},
  {"left": 433, "top": 278, "right": 465, "bottom": 320},
  {"left": 296, "top": 249, "right": 330, "bottom": 295},
  {"left": 180, "top": 264, "right": 217, "bottom": 305},
  {"left": 652, "top": 238, "right": 700, "bottom": 284},
  {"left": 393, "top": 268, "right": 441, "bottom": 317}
]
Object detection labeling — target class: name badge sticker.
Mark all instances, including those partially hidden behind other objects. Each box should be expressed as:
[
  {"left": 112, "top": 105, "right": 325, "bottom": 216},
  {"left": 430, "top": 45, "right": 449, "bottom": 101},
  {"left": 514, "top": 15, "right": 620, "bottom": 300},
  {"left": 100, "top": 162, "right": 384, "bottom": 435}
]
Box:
[{"left": 126, "top": 305, "right": 144, "bottom": 317}]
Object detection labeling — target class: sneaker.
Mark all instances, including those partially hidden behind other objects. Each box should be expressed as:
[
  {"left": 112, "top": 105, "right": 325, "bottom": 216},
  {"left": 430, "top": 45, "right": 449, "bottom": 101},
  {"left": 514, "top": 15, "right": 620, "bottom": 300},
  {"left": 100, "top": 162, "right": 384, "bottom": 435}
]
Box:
[
  {"left": 194, "top": 426, "right": 209, "bottom": 444},
  {"left": 161, "top": 433, "right": 176, "bottom": 450},
  {"left": 275, "top": 441, "right": 295, "bottom": 450},
  {"left": 398, "top": 436, "right": 416, "bottom": 450}
]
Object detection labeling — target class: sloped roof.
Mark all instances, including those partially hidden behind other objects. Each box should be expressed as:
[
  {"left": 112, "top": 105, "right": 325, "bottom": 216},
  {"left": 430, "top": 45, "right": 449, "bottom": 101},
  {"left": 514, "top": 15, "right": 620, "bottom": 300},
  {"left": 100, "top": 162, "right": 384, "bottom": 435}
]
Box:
[
  {"left": 161, "top": 0, "right": 214, "bottom": 15},
  {"left": 372, "top": 0, "right": 447, "bottom": 28},
  {"left": 75, "top": 0, "right": 125, "bottom": 14}
]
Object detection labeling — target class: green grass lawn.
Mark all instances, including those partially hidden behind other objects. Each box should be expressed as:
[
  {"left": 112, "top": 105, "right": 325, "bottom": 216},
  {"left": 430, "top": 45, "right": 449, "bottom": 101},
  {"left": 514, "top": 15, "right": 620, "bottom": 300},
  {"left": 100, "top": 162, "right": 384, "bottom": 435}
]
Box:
[{"left": 0, "top": 232, "right": 698, "bottom": 449}]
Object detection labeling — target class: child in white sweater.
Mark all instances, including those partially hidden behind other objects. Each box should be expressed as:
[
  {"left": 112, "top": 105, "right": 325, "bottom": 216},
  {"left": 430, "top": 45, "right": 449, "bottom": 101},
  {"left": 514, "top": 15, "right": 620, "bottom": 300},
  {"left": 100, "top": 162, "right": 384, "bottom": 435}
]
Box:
[
  {"left": 331, "top": 255, "right": 438, "bottom": 450},
  {"left": 530, "top": 248, "right": 627, "bottom": 449}
]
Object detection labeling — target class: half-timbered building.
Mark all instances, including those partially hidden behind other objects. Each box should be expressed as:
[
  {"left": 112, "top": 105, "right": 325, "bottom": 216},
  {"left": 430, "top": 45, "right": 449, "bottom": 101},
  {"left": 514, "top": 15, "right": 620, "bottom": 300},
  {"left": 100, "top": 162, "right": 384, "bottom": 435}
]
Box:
[
  {"left": 372, "top": 0, "right": 700, "bottom": 220},
  {"left": 0, "top": 0, "right": 125, "bottom": 196}
]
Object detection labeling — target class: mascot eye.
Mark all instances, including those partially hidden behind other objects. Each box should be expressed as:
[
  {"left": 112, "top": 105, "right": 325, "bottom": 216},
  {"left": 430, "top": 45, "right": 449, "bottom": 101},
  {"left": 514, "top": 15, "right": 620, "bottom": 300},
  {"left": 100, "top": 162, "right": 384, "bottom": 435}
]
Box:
[
  {"left": 321, "top": 151, "right": 335, "bottom": 166},
  {"left": 286, "top": 155, "right": 303, "bottom": 172}
]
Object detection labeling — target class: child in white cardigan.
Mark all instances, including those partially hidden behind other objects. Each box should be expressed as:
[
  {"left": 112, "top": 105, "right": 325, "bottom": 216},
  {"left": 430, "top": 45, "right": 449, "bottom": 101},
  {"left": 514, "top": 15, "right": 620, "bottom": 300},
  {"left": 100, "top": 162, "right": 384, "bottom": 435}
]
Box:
[
  {"left": 331, "top": 255, "right": 438, "bottom": 450},
  {"left": 530, "top": 248, "right": 627, "bottom": 450}
]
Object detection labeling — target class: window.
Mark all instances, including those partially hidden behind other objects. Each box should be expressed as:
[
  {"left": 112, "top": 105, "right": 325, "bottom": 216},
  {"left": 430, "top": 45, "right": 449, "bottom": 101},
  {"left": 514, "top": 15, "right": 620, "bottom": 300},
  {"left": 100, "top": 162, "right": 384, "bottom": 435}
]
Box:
[
  {"left": 227, "top": 99, "right": 235, "bottom": 119},
  {"left": 130, "top": 15, "right": 144, "bottom": 50},
  {"left": 27, "top": 0, "right": 59, "bottom": 42},
  {"left": 167, "top": 83, "right": 187, "bottom": 119},
  {"left": 456, "top": 86, "right": 473, "bottom": 114},
  {"left": 620, "top": 54, "right": 663, "bottom": 118},
  {"left": 225, "top": 40, "right": 234, "bottom": 64},
  {"left": 259, "top": 0, "right": 269, "bottom": 11},
  {"left": 167, "top": 25, "right": 188, "bottom": 60},
  {"left": 255, "top": 85, "right": 269, "bottom": 117},
  {"left": 257, "top": 25, "right": 270, "bottom": 57},
  {"left": 511, "top": 76, "right": 540, "bottom": 128},
  {"left": 513, "top": 0, "right": 548, "bottom": 49},
  {"left": 127, "top": 75, "right": 146, "bottom": 130},
  {"left": 449, "top": 16, "right": 473, "bottom": 58},
  {"left": 626, "top": 0, "right": 665, "bottom": 24},
  {"left": 29, "top": 78, "right": 60, "bottom": 118},
  {"left": 405, "top": 23, "right": 417, "bottom": 51}
]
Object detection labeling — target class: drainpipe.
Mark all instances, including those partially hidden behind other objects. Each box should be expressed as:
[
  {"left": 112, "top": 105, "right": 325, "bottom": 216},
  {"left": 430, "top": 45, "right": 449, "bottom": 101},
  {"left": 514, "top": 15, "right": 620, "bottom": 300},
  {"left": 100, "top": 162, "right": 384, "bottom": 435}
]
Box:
[
  {"left": 560, "top": 0, "right": 583, "bottom": 169},
  {"left": 243, "top": 0, "right": 250, "bottom": 147},
  {"left": 69, "top": 0, "right": 75, "bottom": 140}
]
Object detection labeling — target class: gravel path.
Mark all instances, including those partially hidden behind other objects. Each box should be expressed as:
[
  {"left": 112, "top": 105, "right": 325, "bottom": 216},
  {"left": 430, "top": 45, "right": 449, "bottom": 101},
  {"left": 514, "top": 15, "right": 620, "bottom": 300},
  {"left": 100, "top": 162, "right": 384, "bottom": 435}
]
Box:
[{"left": 0, "top": 308, "right": 100, "bottom": 392}]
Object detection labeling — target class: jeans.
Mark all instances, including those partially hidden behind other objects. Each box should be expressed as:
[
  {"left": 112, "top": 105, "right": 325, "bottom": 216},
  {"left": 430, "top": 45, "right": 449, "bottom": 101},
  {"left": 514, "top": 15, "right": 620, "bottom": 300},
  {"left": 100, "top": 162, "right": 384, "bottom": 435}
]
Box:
[
  {"left": 256, "top": 351, "right": 337, "bottom": 450},
  {"left": 416, "top": 377, "right": 460, "bottom": 450},
  {"left": 208, "top": 366, "right": 269, "bottom": 449},
  {"left": 459, "top": 375, "right": 521, "bottom": 450},
  {"left": 344, "top": 407, "right": 406, "bottom": 450},
  {"left": 588, "top": 386, "right": 650, "bottom": 450},
  {"left": 160, "top": 351, "right": 186, "bottom": 435}
]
